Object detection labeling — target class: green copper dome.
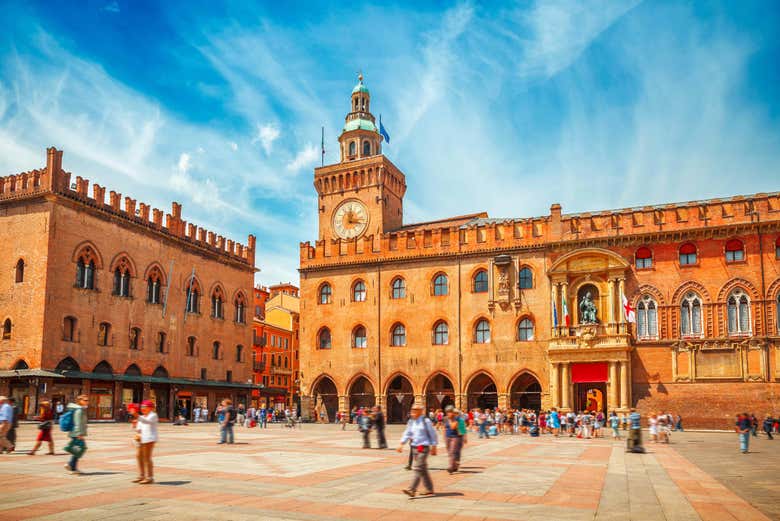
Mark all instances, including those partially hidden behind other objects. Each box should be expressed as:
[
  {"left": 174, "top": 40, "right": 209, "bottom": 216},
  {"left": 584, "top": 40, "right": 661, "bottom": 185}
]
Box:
[
  {"left": 343, "top": 118, "right": 377, "bottom": 132},
  {"left": 352, "top": 73, "right": 370, "bottom": 94}
]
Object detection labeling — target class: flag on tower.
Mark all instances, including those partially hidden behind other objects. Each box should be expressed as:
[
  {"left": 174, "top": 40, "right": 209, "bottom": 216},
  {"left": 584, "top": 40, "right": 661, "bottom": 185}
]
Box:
[
  {"left": 622, "top": 294, "right": 636, "bottom": 323},
  {"left": 379, "top": 115, "right": 390, "bottom": 144},
  {"left": 562, "top": 292, "right": 570, "bottom": 327}
]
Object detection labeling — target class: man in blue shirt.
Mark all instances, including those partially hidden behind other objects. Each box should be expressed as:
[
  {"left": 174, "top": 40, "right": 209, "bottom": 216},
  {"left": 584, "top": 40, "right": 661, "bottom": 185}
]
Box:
[
  {"left": 0, "top": 396, "right": 14, "bottom": 453},
  {"left": 735, "top": 413, "right": 752, "bottom": 453},
  {"left": 397, "top": 403, "right": 437, "bottom": 497}
]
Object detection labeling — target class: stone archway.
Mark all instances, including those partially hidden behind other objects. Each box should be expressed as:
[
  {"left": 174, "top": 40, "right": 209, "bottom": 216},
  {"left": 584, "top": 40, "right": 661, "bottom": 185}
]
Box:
[
  {"left": 509, "top": 372, "right": 542, "bottom": 412},
  {"left": 386, "top": 374, "right": 414, "bottom": 423},
  {"left": 425, "top": 373, "right": 455, "bottom": 412},
  {"left": 312, "top": 375, "right": 339, "bottom": 423},
  {"left": 466, "top": 372, "right": 498, "bottom": 411},
  {"left": 348, "top": 375, "right": 376, "bottom": 411}
]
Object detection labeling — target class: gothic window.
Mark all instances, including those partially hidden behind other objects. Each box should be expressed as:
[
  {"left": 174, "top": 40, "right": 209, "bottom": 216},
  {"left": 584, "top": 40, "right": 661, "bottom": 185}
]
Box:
[
  {"left": 433, "top": 321, "right": 448, "bottom": 345},
  {"left": 433, "top": 273, "right": 448, "bottom": 296},
  {"left": 679, "top": 243, "right": 697, "bottom": 266},
  {"left": 391, "top": 323, "right": 406, "bottom": 346},
  {"left": 727, "top": 289, "right": 751, "bottom": 335},
  {"left": 352, "top": 280, "right": 366, "bottom": 302},
  {"left": 391, "top": 277, "right": 406, "bottom": 299},
  {"left": 212, "top": 341, "right": 222, "bottom": 360},
  {"left": 211, "top": 286, "right": 225, "bottom": 319},
  {"left": 97, "top": 322, "right": 111, "bottom": 346},
  {"left": 236, "top": 345, "right": 244, "bottom": 362},
  {"left": 725, "top": 239, "right": 745, "bottom": 263},
  {"left": 111, "top": 256, "right": 133, "bottom": 297},
  {"left": 234, "top": 293, "right": 247, "bottom": 324},
  {"left": 352, "top": 325, "right": 367, "bottom": 348},
  {"left": 349, "top": 141, "right": 356, "bottom": 156},
  {"left": 185, "top": 278, "right": 201, "bottom": 314},
  {"left": 63, "top": 316, "right": 76, "bottom": 342},
  {"left": 680, "top": 292, "right": 703, "bottom": 337},
  {"left": 519, "top": 267, "right": 533, "bottom": 289},
  {"left": 146, "top": 266, "right": 164, "bottom": 304},
  {"left": 517, "top": 318, "right": 534, "bottom": 341},
  {"left": 474, "top": 319, "right": 491, "bottom": 343},
  {"left": 129, "top": 327, "right": 141, "bottom": 350},
  {"left": 473, "top": 270, "right": 488, "bottom": 293},
  {"left": 75, "top": 245, "right": 98, "bottom": 290},
  {"left": 636, "top": 295, "right": 658, "bottom": 340},
  {"left": 319, "top": 283, "right": 332, "bottom": 304},
  {"left": 14, "top": 259, "right": 24, "bottom": 283},
  {"left": 2, "top": 318, "right": 11, "bottom": 340},
  {"left": 318, "top": 328, "right": 332, "bottom": 349},
  {"left": 156, "top": 332, "right": 167, "bottom": 353},
  {"left": 186, "top": 336, "right": 196, "bottom": 356},
  {"left": 635, "top": 247, "right": 653, "bottom": 269},
  {"left": 362, "top": 140, "right": 371, "bottom": 156}
]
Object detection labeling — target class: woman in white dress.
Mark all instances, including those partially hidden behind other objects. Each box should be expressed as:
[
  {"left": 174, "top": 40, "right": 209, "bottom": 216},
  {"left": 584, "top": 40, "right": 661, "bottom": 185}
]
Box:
[{"left": 132, "top": 399, "right": 159, "bottom": 484}]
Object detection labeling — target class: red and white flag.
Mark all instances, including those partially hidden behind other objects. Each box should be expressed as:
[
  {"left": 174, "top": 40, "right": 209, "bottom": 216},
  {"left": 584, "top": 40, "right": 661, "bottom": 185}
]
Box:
[{"left": 622, "top": 294, "right": 636, "bottom": 323}]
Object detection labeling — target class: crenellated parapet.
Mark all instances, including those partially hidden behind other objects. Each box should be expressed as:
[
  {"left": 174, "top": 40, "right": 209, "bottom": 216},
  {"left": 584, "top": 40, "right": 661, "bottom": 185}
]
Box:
[
  {"left": 0, "top": 147, "right": 256, "bottom": 268},
  {"left": 300, "top": 192, "right": 780, "bottom": 270}
]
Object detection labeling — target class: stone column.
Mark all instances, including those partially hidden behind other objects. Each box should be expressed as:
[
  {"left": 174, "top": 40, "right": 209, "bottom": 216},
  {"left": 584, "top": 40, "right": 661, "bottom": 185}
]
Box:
[
  {"left": 619, "top": 361, "right": 629, "bottom": 409},
  {"left": 560, "top": 363, "right": 571, "bottom": 411},
  {"left": 609, "top": 362, "right": 619, "bottom": 411},
  {"left": 618, "top": 278, "right": 626, "bottom": 324},
  {"left": 338, "top": 394, "right": 348, "bottom": 415},
  {"left": 497, "top": 393, "right": 509, "bottom": 410},
  {"left": 550, "top": 363, "right": 560, "bottom": 409},
  {"left": 606, "top": 278, "right": 614, "bottom": 325}
]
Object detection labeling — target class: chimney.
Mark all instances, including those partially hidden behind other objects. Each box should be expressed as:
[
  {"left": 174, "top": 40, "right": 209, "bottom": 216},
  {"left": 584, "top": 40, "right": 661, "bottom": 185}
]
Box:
[{"left": 549, "top": 203, "right": 562, "bottom": 241}]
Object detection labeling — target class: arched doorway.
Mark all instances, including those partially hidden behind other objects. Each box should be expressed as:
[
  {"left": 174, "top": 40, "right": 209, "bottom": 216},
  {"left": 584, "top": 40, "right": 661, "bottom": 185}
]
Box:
[
  {"left": 386, "top": 374, "right": 414, "bottom": 423},
  {"left": 12, "top": 360, "right": 29, "bottom": 370},
  {"left": 151, "top": 366, "right": 170, "bottom": 420},
  {"left": 425, "top": 373, "right": 455, "bottom": 412},
  {"left": 90, "top": 361, "right": 115, "bottom": 420},
  {"left": 466, "top": 372, "right": 498, "bottom": 411},
  {"left": 312, "top": 375, "right": 338, "bottom": 423},
  {"left": 509, "top": 372, "right": 542, "bottom": 412},
  {"left": 348, "top": 375, "right": 375, "bottom": 412},
  {"left": 122, "top": 364, "right": 143, "bottom": 411}
]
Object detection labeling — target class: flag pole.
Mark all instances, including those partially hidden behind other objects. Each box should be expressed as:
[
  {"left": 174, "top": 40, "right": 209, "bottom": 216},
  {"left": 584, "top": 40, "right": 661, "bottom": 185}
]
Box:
[{"left": 321, "top": 126, "right": 325, "bottom": 167}]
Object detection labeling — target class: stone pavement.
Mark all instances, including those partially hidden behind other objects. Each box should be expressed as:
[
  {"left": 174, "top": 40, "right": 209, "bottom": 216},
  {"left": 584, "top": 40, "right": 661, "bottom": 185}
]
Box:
[{"left": 0, "top": 423, "right": 775, "bottom": 521}]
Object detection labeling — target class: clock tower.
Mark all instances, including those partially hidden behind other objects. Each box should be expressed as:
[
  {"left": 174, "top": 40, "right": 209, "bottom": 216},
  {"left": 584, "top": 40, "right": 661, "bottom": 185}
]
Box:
[{"left": 314, "top": 74, "right": 406, "bottom": 241}]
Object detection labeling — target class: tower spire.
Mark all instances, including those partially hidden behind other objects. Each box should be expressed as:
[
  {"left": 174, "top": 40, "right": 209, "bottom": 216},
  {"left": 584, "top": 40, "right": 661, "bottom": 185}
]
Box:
[{"left": 338, "top": 74, "right": 382, "bottom": 162}]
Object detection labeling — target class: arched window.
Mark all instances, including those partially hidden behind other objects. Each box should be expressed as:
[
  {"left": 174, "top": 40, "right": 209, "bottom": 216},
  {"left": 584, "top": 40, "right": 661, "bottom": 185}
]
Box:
[
  {"left": 97, "top": 322, "right": 111, "bottom": 346},
  {"left": 474, "top": 319, "right": 491, "bottom": 343},
  {"left": 284, "top": 356, "right": 288, "bottom": 368},
  {"left": 319, "top": 283, "right": 332, "bottom": 304},
  {"left": 63, "top": 316, "right": 76, "bottom": 342},
  {"left": 636, "top": 295, "right": 658, "bottom": 340},
  {"left": 352, "top": 280, "right": 366, "bottom": 302},
  {"left": 517, "top": 318, "right": 534, "bottom": 341},
  {"left": 186, "top": 336, "right": 196, "bottom": 356},
  {"left": 185, "top": 278, "right": 200, "bottom": 314},
  {"left": 362, "top": 140, "right": 371, "bottom": 156},
  {"left": 433, "top": 273, "right": 448, "bottom": 296},
  {"left": 680, "top": 292, "right": 703, "bottom": 337},
  {"left": 112, "top": 257, "right": 133, "bottom": 297},
  {"left": 433, "top": 321, "right": 448, "bottom": 345},
  {"left": 725, "top": 239, "right": 745, "bottom": 263},
  {"left": 156, "top": 332, "right": 167, "bottom": 353},
  {"left": 211, "top": 286, "right": 225, "bottom": 319},
  {"left": 727, "top": 289, "right": 751, "bottom": 335},
  {"left": 2, "top": 319, "right": 11, "bottom": 340},
  {"left": 318, "top": 328, "right": 332, "bottom": 349},
  {"left": 146, "top": 266, "right": 164, "bottom": 304},
  {"left": 15, "top": 259, "right": 24, "bottom": 283},
  {"left": 75, "top": 245, "right": 98, "bottom": 290},
  {"left": 473, "top": 270, "right": 488, "bottom": 293},
  {"left": 635, "top": 247, "right": 652, "bottom": 269},
  {"left": 391, "top": 323, "right": 406, "bottom": 346},
  {"left": 679, "top": 243, "right": 697, "bottom": 266},
  {"left": 352, "top": 325, "right": 367, "bottom": 348},
  {"left": 518, "top": 267, "right": 533, "bottom": 289},
  {"left": 212, "top": 341, "right": 222, "bottom": 360},
  {"left": 234, "top": 293, "right": 246, "bottom": 324},
  {"left": 129, "top": 327, "right": 141, "bottom": 350},
  {"left": 391, "top": 277, "right": 406, "bottom": 299},
  {"left": 777, "top": 293, "right": 780, "bottom": 333},
  {"left": 236, "top": 345, "right": 244, "bottom": 362},
  {"left": 349, "top": 141, "right": 356, "bottom": 156}
]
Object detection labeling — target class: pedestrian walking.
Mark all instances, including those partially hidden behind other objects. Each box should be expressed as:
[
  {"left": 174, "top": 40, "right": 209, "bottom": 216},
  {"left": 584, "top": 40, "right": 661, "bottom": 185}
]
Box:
[
  {"left": 218, "top": 399, "right": 236, "bottom": 444},
  {"left": 359, "top": 409, "right": 372, "bottom": 448},
  {"left": 63, "top": 394, "right": 89, "bottom": 474},
  {"left": 609, "top": 411, "right": 621, "bottom": 440},
  {"left": 763, "top": 414, "right": 775, "bottom": 440},
  {"left": 627, "top": 408, "right": 644, "bottom": 453},
  {"left": 132, "top": 400, "right": 158, "bottom": 484},
  {"left": 0, "top": 396, "right": 14, "bottom": 453},
  {"left": 374, "top": 405, "right": 388, "bottom": 449},
  {"left": 735, "top": 412, "right": 752, "bottom": 453},
  {"left": 444, "top": 405, "right": 466, "bottom": 473},
  {"left": 397, "top": 403, "right": 437, "bottom": 498},
  {"left": 6, "top": 397, "right": 19, "bottom": 448},
  {"left": 548, "top": 408, "right": 561, "bottom": 437},
  {"left": 29, "top": 400, "right": 55, "bottom": 455}
]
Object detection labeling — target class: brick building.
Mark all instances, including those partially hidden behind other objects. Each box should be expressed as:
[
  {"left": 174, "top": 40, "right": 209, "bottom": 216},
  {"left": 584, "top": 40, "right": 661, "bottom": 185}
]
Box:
[
  {"left": 0, "top": 148, "right": 258, "bottom": 420},
  {"left": 299, "top": 76, "right": 780, "bottom": 427},
  {"left": 251, "top": 283, "right": 300, "bottom": 410}
]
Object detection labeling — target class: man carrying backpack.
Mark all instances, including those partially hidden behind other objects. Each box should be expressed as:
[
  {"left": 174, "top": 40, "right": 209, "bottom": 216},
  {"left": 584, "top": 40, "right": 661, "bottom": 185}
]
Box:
[{"left": 62, "top": 394, "right": 89, "bottom": 474}]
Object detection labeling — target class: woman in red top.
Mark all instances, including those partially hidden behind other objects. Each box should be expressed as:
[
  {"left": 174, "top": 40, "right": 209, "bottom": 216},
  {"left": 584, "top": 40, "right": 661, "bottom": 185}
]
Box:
[{"left": 29, "top": 401, "right": 55, "bottom": 455}]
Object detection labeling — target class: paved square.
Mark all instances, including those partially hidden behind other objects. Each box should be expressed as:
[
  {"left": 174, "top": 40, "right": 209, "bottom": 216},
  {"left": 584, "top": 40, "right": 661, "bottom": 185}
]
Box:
[{"left": 0, "top": 423, "right": 775, "bottom": 520}]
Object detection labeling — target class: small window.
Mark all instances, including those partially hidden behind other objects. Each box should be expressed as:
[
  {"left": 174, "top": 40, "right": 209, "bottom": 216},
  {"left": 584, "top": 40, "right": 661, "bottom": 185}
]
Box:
[
  {"left": 156, "top": 332, "right": 167, "bottom": 353},
  {"left": 318, "top": 328, "right": 332, "bottom": 349},
  {"left": 391, "top": 277, "right": 406, "bottom": 299},
  {"left": 473, "top": 270, "right": 488, "bottom": 293},
  {"left": 679, "top": 243, "right": 697, "bottom": 266},
  {"left": 432, "top": 321, "right": 448, "bottom": 345},
  {"left": 98, "top": 322, "right": 111, "bottom": 346},
  {"left": 63, "top": 317, "right": 77, "bottom": 342},
  {"left": 362, "top": 140, "right": 371, "bottom": 156},
  {"left": 635, "top": 247, "right": 652, "bottom": 269},
  {"left": 236, "top": 344, "right": 244, "bottom": 362},
  {"left": 212, "top": 341, "right": 221, "bottom": 360},
  {"left": 352, "top": 280, "right": 366, "bottom": 302},
  {"left": 2, "top": 318, "right": 11, "bottom": 340},
  {"left": 725, "top": 239, "right": 744, "bottom": 263},
  {"left": 349, "top": 141, "right": 356, "bottom": 156},
  {"left": 727, "top": 289, "right": 751, "bottom": 335},
  {"left": 200, "top": 368, "right": 207, "bottom": 380},
  {"left": 517, "top": 318, "right": 534, "bottom": 341},
  {"left": 129, "top": 327, "right": 141, "bottom": 350},
  {"left": 518, "top": 267, "right": 533, "bottom": 289},
  {"left": 391, "top": 323, "right": 406, "bottom": 346},
  {"left": 226, "top": 370, "right": 233, "bottom": 382},
  {"left": 186, "top": 336, "right": 196, "bottom": 356},
  {"left": 353, "top": 326, "right": 367, "bottom": 348},
  {"left": 433, "top": 273, "right": 448, "bottom": 296},
  {"left": 15, "top": 259, "right": 24, "bottom": 283},
  {"left": 474, "top": 319, "right": 491, "bottom": 343},
  {"left": 319, "top": 283, "right": 332, "bottom": 304}
]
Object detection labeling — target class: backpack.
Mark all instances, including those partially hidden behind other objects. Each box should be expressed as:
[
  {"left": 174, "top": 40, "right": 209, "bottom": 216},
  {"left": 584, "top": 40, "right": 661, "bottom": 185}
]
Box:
[{"left": 59, "top": 410, "right": 75, "bottom": 432}]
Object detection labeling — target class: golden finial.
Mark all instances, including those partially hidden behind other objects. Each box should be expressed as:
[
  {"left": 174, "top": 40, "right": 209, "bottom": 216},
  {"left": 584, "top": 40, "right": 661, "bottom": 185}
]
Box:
[{"left": 358, "top": 71, "right": 363, "bottom": 83}]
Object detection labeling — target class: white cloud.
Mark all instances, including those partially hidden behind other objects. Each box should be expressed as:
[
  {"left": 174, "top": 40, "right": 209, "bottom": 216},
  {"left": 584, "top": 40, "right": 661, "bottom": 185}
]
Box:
[
  {"left": 229, "top": 141, "right": 238, "bottom": 151},
  {"left": 177, "top": 152, "right": 191, "bottom": 174},
  {"left": 252, "top": 123, "right": 280, "bottom": 155},
  {"left": 102, "top": 2, "right": 120, "bottom": 14},
  {"left": 286, "top": 143, "right": 319, "bottom": 172}
]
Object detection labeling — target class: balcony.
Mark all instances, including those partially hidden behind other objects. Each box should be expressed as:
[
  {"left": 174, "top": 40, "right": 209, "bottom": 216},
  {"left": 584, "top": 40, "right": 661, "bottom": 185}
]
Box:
[
  {"left": 549, "top": 322, "right": 631, "bottom": 352},
  {"left": 253, "top": 362, "right": 266, "bottom": 372},
  {"left": 271, "top": 367, "right": 293, "bottom": 376}
]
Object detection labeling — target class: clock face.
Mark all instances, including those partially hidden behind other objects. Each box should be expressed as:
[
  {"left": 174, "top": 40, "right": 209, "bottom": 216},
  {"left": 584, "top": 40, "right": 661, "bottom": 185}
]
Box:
[{"left": 333, "top": 200, "right": 369, "bottom": 239}]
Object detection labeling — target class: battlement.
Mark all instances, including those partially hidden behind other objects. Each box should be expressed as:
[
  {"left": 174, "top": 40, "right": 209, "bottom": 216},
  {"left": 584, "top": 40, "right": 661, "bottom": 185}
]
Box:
[
  {"left": 300, "top": 191, "right": 780, "bottom": 269},
  {"left": 0, "top": 148, "right": 256, "bottom": 267}
]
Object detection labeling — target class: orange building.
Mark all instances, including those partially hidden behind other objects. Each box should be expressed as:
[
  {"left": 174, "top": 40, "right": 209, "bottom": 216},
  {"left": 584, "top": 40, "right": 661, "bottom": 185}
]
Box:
[
  {"left": 299, "top": 76, "right": 780, "bottom": 427},
  {"left": 0, "top": 148, "right": 257, "bottom": 420}
]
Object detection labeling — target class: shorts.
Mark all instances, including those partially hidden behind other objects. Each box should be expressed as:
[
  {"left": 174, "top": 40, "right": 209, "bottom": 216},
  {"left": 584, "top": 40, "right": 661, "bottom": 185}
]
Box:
[{"left": 36, "top": 428, "right": 52, "bottom": 443}]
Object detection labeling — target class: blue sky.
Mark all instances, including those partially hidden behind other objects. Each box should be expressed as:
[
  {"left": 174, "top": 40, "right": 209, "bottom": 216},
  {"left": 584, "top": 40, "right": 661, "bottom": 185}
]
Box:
[{"left": 2, "top": 1, "right": 779, "bottom": 284}]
